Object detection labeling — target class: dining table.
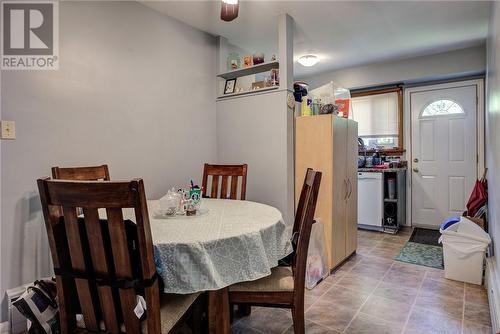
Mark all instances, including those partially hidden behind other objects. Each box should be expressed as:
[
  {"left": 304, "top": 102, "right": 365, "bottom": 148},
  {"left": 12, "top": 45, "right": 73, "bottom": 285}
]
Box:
[{"left": 131, "top": 197, "right": 293, "bottom": 333}]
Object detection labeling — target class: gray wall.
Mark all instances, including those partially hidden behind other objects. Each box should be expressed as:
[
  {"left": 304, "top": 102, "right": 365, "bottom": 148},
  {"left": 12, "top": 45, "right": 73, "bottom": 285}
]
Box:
[
  {"left": 299, "top": 45, "right": 486, "bottom": 90},
  {"left": 486, "top": 0, "right": 500, "bottom": 301},
  {"left": 0, "top": 1, "right": 217, "bottom": 320},
  {"left": 216, "top": 90, "right": 295, "bottom": 227}
]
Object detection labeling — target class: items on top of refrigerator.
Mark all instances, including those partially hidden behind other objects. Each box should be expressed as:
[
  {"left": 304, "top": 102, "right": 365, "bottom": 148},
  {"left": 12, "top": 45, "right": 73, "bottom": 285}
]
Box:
[
  {"left": 320, "top": 103, "right": 337, "bottom": 115},
  {"left": 301, "top": 97, "right": 313, "bottom": 116},
  {"left": 309, "top": 81, "right": 351, "bottom": 118},
  {"left": 293, "top": 81, "right": 309, "bottom": 102}
]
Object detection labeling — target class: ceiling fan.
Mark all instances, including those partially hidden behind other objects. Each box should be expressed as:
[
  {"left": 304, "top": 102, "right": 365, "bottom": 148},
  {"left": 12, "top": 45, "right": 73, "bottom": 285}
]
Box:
[{"left": 220, "top": 0, "right": 239, "bottom": 22}]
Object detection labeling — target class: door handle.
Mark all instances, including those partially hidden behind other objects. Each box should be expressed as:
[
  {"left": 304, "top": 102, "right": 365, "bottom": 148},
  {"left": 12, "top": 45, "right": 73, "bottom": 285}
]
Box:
[
  {"left": 413, "top": 167, "right": 419, "bottom": 173},
  {"left": 347, "top": 179, "right": 352, "bottom": 199}
]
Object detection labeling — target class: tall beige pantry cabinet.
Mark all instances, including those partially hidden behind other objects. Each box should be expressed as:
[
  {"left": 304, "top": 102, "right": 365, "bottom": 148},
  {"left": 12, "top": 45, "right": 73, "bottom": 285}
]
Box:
[{"left": 295, "top": 115, "right": 358, "bottom": 270}]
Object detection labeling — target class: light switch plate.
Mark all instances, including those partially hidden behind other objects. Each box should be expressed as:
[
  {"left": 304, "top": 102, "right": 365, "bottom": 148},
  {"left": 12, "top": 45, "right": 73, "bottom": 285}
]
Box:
[{"left": 1, "top": 121, "right": 16, "bottom": 139}]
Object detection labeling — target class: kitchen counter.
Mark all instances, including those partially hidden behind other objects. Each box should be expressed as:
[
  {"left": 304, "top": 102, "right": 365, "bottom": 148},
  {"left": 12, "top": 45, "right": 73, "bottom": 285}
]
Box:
[{"left": 358, "top": 167, "right": 407, "bottom": 173}]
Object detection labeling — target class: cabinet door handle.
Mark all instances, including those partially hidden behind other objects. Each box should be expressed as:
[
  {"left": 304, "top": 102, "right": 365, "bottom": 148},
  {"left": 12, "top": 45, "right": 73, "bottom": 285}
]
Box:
[
  {"left": 350, "top": 179, "right": 353, "bottom": 198},
  {"left": 344, "top": 179, "right": 348, "bottom": 200},
  {"left": 346, "top": 179, "right": 349, "bottom": 199}
]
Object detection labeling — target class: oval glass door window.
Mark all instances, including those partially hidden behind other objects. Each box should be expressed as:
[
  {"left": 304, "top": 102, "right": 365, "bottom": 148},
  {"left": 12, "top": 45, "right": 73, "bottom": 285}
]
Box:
[{"left": 421, "top": 99, "right": 465, "bottom": 117}]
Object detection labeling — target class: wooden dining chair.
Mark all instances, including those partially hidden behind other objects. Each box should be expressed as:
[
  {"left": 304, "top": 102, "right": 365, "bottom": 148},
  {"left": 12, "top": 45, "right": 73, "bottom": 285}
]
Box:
[
  {"left": 227, "top": 169, "right": 322, "bottom": 334},
  {"left": 37, "top": 178, "right": 201, "bottom": 334},
  {"left": 52, "top": 164, "right": 110, "bottom": 181},
  {"left": 202, "top": 163, "right": 247, "bottom": 200}
]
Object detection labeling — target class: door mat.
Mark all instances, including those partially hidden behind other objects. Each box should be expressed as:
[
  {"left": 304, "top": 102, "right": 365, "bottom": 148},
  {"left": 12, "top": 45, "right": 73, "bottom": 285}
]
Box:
[
  {"left": 395, "top": 241, "right": 444, "bottom": 269},
  {"left": 409, "top": 227, "right": 442, "bottom": 247}
]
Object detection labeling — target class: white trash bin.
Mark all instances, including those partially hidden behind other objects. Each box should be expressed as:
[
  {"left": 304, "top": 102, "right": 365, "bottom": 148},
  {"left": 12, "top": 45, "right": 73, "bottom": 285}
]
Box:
[{"left": 439, "top": 217, "right": 491, "bottom": 285}]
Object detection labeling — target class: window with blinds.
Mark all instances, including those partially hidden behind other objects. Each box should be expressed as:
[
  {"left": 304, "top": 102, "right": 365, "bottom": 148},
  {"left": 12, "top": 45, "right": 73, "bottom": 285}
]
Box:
[{"left": 350, "top": 88, "right": 402, "bottom": 151}]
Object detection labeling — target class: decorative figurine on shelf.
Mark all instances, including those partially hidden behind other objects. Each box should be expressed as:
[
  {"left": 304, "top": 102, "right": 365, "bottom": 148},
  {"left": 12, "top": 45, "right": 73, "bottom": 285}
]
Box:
[
  {"left": 227, "top": 52, "right": 241, "bottom": 70},
  {"left": 252, "top": 81, "right": 265, "bottom": 90},
  {"left": 253, "top": 52, "right": 265, "bottom": 65},
  {"left": 271, "top": 69, "right": 279, "bottom": 86},
  {"left": 271, "top": 54, "right": 277, "bottom": 61},
  {"left": 243, "top": 55, "right": 253, "bottom": 68},
  {"left": 265, "top": 75, "right": 272, "bottom": 87}
]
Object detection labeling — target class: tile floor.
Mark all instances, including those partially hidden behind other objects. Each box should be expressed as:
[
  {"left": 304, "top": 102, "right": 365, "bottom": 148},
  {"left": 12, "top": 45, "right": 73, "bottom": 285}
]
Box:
[{"left": 231, "top": 228, "right": 492, "bottom": 334}]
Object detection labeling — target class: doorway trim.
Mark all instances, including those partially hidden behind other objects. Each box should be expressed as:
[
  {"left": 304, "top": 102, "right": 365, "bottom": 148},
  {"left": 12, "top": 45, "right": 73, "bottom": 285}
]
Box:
[{"left": 404, "top": 79, "right": 485, "bottom": 228}]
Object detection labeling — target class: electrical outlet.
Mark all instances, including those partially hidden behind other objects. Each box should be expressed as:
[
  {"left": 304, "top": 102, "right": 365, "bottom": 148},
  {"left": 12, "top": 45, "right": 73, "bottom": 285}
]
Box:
[{"left": 1, "top": 121, "right": 16, "bottom": 139}]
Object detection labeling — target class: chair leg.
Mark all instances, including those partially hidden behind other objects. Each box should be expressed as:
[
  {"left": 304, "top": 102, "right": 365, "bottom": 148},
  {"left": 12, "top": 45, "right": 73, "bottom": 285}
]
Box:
[
  {"left": 291, "top": 305, "right": 305, "bottom": 334},
  {"left": 190, "top": 297, "right": 204, "bottom": 334}
]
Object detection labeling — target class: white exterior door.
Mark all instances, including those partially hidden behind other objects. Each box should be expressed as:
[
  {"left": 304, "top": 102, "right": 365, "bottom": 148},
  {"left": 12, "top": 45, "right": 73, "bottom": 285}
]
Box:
[{"left": 411, "top": 84, "right": 477, "bottom": 227}]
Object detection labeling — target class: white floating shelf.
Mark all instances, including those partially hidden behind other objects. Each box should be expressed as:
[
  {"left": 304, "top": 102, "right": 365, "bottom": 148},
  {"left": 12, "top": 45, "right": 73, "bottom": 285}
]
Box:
[
  {"left": 217, "top": 86, "right": 279, "bottom": 100},
  {"left": 217, "top": 61, "right": 279, "bottom": 79}
]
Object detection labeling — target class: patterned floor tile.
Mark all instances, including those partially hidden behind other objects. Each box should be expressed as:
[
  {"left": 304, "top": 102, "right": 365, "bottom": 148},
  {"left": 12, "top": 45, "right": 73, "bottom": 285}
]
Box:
[
  {"left": 405, "top": 306, "right": 462, "bottom": 334},
  {"left": 418, "top": 277, "right": 465, "bottom": 301},
  {"left": 462, "top": 320, "right": 493, "bottom": 334},
  {"left": 305, "top": 300, "right": 358, "bottom": 332},
  {"left": 230, "top": 229, "right": 492, "bottom": 334},
  {"left": 382, "top": 268, "right": 425, "bottom": 289},
  {"left": 413, "top": 292, "right": 464, "bottom": 320},
  {"left": 348, "top": 262, "right": 390, "bottom": 280},
  {"left": 230, "top": 321, "right": 263, "bottom": 334},
  {"left": 235, "top": 307, "right": 292, "bottom": 334},
  {"left": 336, "top": 271, "right": 381, "bottom": 294},
  {"left": 360, "top": 294, "right": 412, "bottom": 324},
  {"left": 464, "top": 301, "right": 492, "bottom": 327},
  {"left": 283, "top": 320, "right": 341, "bottom": 333},
  {"left": 465, "top": 284, "right": 489, "bottom": 306},
  {"left": 372, "top": 280, "right": 419, "bottom": 305},
  {"left": 345, "top": 312, "right": 403, "bottom": 334},
  {"left": 320, "top": 285, "right": 370, "bottom": 310}
]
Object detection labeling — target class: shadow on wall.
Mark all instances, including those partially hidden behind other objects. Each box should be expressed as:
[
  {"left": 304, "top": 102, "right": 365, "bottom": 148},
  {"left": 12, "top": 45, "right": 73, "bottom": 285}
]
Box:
[{"left": 2, "top": 192, "right": 52, "bottom": 318}]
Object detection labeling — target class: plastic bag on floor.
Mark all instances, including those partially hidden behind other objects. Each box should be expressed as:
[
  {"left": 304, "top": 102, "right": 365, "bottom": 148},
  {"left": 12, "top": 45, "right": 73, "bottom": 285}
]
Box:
[{"left": 306, "top": 219, "right": 329, "bottom": 289}]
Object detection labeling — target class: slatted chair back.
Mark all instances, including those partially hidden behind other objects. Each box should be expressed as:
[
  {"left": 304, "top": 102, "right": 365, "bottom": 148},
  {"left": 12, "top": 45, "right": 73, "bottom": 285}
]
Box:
[
  {"left": 37, "top": 178, "right": 161, "bottom": 334},
  {"left": 202, "top": 163, "right": 248, "bottom": 200},
  {"left": 291, "top": 169, "right": 321, "bottom": 304},
  {"left": 52, "top": 165, "right": 110, "bottom": 181},
  {"left": 293, "top": 168, "right": 313, "bottom": 237}
]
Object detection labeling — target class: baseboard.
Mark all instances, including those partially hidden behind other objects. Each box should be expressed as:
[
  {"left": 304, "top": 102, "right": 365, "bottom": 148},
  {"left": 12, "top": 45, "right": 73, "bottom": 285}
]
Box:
[
  {"left": 485, "top": 257, "right": 500, "bottom": 332},
  {"left": 0, "top": 321, "right": 10, "bottom": 334}
]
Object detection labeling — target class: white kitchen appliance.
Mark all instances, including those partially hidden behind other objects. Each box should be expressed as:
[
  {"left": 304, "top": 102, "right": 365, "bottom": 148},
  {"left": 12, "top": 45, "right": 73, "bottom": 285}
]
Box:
[{"left": 358, "top": 172, "right": 383, "bottom": 228}]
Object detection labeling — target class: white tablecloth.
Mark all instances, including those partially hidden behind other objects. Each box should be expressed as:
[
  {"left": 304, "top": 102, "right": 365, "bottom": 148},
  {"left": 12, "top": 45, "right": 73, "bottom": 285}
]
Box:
[{"left": 136, "top": 199, "right": 292, "bottom": 294}]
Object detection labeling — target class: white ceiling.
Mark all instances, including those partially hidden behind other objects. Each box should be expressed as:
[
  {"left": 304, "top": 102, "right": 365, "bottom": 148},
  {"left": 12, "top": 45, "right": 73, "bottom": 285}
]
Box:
[{"left": 143, "top": 1, "right": 491, "bottom": 78}]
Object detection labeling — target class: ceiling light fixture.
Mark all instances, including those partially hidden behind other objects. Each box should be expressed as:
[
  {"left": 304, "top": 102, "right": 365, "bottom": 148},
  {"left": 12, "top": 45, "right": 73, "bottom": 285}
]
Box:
[
  {"left": 221, "top": 0, "right": 239, "bottom": 22},
  {"left": 298, "top": 55, "right": 319, "bottom": 67}
]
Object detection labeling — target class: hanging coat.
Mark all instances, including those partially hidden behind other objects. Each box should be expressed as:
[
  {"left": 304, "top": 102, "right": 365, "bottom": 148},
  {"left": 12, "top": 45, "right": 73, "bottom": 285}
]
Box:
[{"left": 466, "top": 178, "right": 488, "bottom": 217}]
